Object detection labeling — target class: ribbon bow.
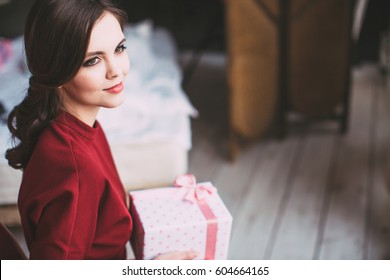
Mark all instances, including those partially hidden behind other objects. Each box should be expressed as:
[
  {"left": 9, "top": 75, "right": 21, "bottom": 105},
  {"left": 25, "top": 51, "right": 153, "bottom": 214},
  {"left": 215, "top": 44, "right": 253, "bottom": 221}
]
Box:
[{"left": 174, "top": 174, "right": 216, "bottom": 203}]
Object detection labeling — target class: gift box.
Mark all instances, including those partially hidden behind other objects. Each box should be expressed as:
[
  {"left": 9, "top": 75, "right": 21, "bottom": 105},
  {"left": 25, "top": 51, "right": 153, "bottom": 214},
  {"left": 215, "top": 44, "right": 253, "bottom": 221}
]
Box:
[{"left": 129, "top": 174, "right": 233, "bottom": 260}]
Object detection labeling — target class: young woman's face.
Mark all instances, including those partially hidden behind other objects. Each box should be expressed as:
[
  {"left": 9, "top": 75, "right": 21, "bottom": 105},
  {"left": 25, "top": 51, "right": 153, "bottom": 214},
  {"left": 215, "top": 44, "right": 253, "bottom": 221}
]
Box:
[{"left": 61, "top": 12, "right": 129, "bottom": 125}]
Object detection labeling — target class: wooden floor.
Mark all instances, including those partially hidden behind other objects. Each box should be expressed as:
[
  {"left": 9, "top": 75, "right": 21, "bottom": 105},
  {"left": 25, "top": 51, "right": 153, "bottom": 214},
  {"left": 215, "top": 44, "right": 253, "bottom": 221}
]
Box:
[
  {"left": 7, "top": 52, "right": 390, "bottom": 260},
  {"left": 183, "top": 52, "right": 390, "bottom": 259}
]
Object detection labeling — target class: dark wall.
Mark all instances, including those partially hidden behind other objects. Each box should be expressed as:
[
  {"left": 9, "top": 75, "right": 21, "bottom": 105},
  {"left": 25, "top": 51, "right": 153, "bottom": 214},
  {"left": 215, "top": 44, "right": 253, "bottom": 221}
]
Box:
[
  {"left": 0, "top": 0, "right": 226, "bottom": 51},
  {"left": 355, "top": 0, "right": 389, "bottom": 63},
  {"left": 116, "top": 0, "right": 226, "bottom": 51},
  {"left": 0, "top": 0, "right": 34, "bottom": 38},
  {"left": 1, "top": 0, "right": 387, "bottom": 61},
  {"left": 118, "top": 0, "right": 389, "bottom": 60}
]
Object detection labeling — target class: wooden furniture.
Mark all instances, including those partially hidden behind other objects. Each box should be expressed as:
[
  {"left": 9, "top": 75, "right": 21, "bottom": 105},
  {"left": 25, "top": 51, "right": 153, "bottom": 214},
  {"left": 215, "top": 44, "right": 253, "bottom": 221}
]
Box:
[
  {"left": 0, "top": 205, "right": 21, "bottom": 226},
  {"left": 0, "top": 222, "right": 27, "bottom": 259},
  {"left": 225, "top": 0, "right": 355, "bottom": 160}
]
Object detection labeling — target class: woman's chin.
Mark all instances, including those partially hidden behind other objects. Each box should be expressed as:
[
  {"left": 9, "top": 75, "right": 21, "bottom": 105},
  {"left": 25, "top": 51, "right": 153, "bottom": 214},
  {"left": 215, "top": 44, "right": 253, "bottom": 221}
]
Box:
[{"left": 103, "top": 95, "right": 126, "bottom": 109}]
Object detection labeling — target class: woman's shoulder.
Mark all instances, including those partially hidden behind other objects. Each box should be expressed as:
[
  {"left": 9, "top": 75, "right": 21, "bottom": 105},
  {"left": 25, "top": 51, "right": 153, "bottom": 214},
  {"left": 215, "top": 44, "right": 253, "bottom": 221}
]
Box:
[
  {"left": 28, "top": 115, "right": 103, "bottom": 173},
  {"left": 20, "top": 122, "right": 79, "bottom": 199},
  {"left": 36, "top": 120, "right": 75, "bottom": 153},
  {"left": 26, "top": 123, "right": 76, "bottom": 173},
  {"left": 24, "top": 112, "right": 106, "bottom": 179},
  {"left": 34, "top": 112, "right": 98, "bottom": 156}
]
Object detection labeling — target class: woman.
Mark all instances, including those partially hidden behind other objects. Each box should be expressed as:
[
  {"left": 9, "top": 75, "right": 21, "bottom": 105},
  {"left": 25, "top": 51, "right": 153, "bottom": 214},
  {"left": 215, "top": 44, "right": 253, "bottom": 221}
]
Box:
[{"left": 6, "top": 0, "right": 196, "bottom": 260}]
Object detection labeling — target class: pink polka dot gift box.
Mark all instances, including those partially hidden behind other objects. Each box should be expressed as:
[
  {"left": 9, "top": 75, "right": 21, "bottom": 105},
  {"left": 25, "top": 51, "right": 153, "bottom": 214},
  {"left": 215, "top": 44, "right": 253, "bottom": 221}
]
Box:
[{"left": 129, "top": 174, "right": 233, "bottom": 260}]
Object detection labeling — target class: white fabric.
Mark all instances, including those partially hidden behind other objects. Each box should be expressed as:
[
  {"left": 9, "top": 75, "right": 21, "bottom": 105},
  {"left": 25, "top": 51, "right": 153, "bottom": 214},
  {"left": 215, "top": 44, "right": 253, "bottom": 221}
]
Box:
[
  {"left": 0, "top": 141, "right": 188, "bottom": 205},
  {"left": 98, "top": 22, "right": 197, "bottom": 150}
]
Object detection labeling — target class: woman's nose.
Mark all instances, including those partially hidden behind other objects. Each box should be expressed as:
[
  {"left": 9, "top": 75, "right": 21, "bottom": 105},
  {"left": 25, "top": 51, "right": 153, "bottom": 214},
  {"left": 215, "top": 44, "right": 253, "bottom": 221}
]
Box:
[{"left": 106, "top": 59, "right": 121, "bottom": 80}]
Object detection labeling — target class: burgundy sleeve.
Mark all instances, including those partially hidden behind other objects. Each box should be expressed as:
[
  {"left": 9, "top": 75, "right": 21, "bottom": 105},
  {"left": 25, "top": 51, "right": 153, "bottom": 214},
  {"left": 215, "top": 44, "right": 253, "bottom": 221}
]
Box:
[{"left": 20, "top": 142, "right": 100, "bottom": 259}]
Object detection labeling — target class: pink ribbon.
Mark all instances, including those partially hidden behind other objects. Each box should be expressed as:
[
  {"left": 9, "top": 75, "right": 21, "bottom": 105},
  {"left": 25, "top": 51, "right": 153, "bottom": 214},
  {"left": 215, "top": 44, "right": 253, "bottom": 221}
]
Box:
[
  {"left": 173, "top": 174, "right": 218, "bottom": 259},
  {"left": 174, "top": 174, "right": 217, "bottom": 203}
]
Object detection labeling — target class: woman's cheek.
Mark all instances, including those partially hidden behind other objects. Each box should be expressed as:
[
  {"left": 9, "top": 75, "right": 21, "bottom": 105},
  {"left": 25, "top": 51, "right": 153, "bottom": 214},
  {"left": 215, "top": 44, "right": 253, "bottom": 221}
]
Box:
[
  {"left": 76, "top": 69, "right": 105, "bottom": 91},
  {"left": 123, "top": 55, "right": 130, "bottom": 75}
]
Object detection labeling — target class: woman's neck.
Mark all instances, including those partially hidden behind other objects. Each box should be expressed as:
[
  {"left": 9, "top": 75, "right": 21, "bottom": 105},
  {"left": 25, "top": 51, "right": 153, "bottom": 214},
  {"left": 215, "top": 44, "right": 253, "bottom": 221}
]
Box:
[{"left": 62, "top": 106, "right": 99, "bottom": 127}]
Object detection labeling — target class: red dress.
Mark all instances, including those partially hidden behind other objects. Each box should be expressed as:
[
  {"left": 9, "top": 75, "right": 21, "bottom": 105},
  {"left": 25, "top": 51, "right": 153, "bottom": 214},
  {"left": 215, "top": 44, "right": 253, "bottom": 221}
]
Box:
[{"left": 18, "top": 111, "right": 132, "bottom": 259}]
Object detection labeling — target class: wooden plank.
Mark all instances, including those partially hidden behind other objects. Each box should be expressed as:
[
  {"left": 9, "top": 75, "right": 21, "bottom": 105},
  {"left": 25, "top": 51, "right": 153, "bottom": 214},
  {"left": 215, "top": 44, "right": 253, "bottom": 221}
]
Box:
[
  {"left": 210, "top": 140, "right": 265, "bottom": 218},
  {"left": 186, "top": 52, "right": 229, "bottom": 182},
  {"left": 229, "top": 133, "right": 303, "bottom": 259},
  {"left": 270, "top": 131, "right": 337, "bottom": 259},
  {"left": 366, "top": 68, "right": 390, "bottom": 259},
  {"left": 188, "top": 119, "right": 222, "bottom": 182},
  {"left": 183, "top": 50, "right": 387, "bottom": 259},
  {"left": 316, "top": 66, "right": 373, "bottom": 259}
]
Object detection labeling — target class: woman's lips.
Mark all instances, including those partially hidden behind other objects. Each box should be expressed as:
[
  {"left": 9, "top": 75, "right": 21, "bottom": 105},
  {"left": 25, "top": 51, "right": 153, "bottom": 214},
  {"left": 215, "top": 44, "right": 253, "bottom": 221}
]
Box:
[{"left": 104, "top": 82, "right": 123, "bottom": 94}]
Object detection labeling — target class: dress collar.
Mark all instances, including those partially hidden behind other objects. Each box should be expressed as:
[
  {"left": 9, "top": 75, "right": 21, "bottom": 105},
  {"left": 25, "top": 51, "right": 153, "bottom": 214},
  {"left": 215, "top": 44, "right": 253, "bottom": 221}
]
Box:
[{"left": 54, "top": 111, "right": 100, "bottom": 140}]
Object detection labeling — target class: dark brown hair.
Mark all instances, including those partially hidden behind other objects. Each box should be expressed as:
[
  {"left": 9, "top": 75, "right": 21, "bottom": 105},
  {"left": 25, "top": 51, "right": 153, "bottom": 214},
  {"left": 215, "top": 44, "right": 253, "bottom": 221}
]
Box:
[{"left": 6, "top": 0, "right": 127, "bottom": 169}]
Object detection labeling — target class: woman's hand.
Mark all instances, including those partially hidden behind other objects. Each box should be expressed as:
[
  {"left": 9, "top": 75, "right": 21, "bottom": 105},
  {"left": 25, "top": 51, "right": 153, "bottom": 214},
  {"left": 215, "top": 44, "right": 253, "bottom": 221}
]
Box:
[{"left": 153, "top": 250, "right": 198, "bottom": 260}]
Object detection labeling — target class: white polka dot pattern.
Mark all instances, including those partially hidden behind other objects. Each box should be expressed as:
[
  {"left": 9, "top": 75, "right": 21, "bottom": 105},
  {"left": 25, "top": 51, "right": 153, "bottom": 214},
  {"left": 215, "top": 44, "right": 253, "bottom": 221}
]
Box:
[{"left": 129, "top": 183, "right": 233, "bottom": 260}]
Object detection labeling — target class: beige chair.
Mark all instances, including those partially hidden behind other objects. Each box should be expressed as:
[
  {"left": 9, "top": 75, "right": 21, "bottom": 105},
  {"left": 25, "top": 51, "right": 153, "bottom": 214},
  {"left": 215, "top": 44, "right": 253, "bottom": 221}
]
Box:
[{"left": 225, "top": 0, "right": 354, "bottom": 160}]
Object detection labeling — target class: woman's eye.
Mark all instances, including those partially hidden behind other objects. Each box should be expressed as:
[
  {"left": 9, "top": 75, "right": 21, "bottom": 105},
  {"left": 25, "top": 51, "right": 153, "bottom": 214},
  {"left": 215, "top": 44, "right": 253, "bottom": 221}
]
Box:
[
  {"left": 83, "top": 57, "right": 100, "bottom": 67},
  {"left": 115, "top": 44, "right": 127, "bottom": 54}
]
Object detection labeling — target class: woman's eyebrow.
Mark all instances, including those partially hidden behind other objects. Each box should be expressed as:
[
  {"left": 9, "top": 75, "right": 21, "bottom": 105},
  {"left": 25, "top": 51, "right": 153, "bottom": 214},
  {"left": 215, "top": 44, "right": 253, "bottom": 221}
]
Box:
[{"left": 85, "top": 38, "right": 126, "bottom": 57}]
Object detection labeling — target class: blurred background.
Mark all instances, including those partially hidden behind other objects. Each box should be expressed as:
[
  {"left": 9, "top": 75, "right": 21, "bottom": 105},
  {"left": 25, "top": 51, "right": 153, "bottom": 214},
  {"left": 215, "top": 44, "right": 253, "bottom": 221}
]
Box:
[{"left": 1, "top": 0, "right": 390, "bottom": 259}]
